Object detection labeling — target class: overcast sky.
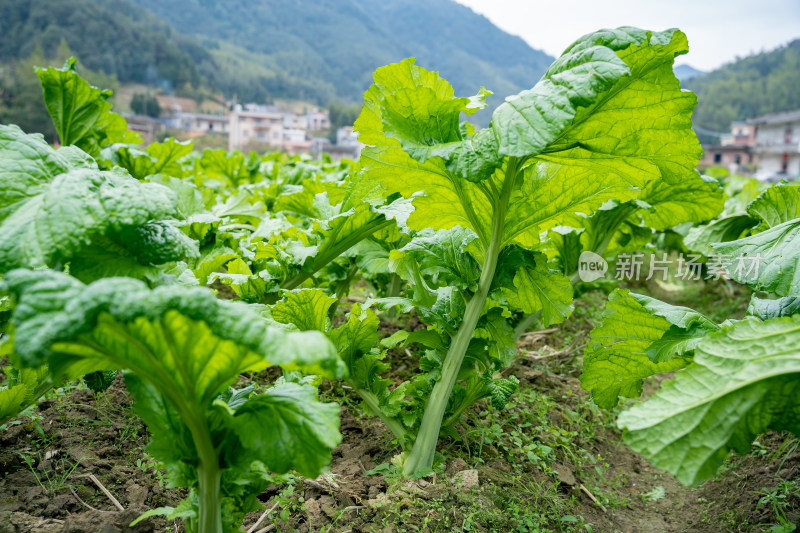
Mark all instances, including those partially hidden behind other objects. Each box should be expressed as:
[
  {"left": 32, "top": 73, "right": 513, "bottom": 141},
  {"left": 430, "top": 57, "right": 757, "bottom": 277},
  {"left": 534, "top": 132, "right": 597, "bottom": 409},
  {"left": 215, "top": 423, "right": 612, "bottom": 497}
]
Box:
[{"left": 455, "top": 0, "right": 800, "bottom": 71}]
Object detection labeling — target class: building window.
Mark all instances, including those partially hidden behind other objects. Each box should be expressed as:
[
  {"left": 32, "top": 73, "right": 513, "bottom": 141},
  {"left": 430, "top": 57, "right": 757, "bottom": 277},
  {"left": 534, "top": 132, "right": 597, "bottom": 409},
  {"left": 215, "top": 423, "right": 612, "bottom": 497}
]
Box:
[{"left": 713, "top": 153, "right": 722, "bottom": 163}]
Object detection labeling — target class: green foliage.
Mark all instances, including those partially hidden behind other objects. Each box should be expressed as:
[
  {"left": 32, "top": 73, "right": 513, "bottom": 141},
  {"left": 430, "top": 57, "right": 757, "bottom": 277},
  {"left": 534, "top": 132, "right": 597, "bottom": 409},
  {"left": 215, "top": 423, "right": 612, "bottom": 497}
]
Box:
[
  {"left": 686, "top": 39, "right": 800, "bottom": 132},
  {"left": 3, "top": 269, "right": 344, "bottom": 532},
  {"left": 36, "top": 57, "right": 140, "bottom": 156},
  {"left": 350, "top": 26, "right": 702, "bottom": 477},
  {"left": 130, "top": 92, "right": 162, "bottom": 117},
  {"left": 580, "top": 290, "right": 716, "bottom": 409},
  {"left": 0, "top": 0, "right": 208, "bottom": 89},
  {"left": 82, "top": 370, "right": 118, "bottom": 393},
  {"left": 0, "top": 124, "right": 196, "bottom": 281},
  {"left": 0, "top": 365, "right": 51, "bottom": 426},
  {"left": 583, "top": 179, "right": 800, "bottom": 486},
  {"left": 619, "top": 316, "right": 800, "bottom": 485}
]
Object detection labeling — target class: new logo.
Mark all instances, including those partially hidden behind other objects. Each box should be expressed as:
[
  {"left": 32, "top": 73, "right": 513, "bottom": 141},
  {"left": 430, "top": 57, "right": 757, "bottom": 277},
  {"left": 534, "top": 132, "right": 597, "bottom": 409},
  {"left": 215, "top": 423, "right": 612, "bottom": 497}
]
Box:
[{"left": 578, "top": 251, "right": 608, "bottom": 282}]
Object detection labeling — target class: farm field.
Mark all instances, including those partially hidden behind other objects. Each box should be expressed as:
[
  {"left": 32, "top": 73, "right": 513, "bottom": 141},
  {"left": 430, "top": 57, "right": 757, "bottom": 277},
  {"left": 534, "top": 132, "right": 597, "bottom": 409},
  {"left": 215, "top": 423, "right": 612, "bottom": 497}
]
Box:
[
  {"left": 4, "top": 281, "right": 800, "bottom": 532},
  {"left": 2, "top": 26, "right": 800, "bottom": 533}
]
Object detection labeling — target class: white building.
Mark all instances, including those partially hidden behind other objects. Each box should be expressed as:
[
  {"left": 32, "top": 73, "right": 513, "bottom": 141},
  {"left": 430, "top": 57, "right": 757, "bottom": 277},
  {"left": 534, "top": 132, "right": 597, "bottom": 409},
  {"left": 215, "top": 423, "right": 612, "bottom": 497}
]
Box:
[
  {"left": 335, "top": 126, "right": 364, "bottom": 159},
  {"left": 281, "top": 112, "right": 307, "bottom": 130},
  {"left": 167, "top": 112, "right": 229, "bottom": 135},
  {"left": 229, "top": 106, "right": 284, "bottom": 151},
  {"left": 748, "top": 109, "right": 800, "bottom": 180},
  {"left": 283, "top": 128, "right": 307, "bottom": 143},
  {"left": 306, "top": 109, "right": 330, "bottom": 131}
]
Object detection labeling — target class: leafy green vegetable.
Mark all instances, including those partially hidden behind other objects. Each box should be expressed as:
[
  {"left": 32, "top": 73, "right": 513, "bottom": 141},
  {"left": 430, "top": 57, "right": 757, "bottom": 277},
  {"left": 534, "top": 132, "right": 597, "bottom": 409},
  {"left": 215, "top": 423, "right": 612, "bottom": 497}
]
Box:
[
  {"left": 83, "top": 370, "right": 118, "bottom": 393},
  {"left": 748, "top": 296, "right": 800, "bottom": 320},
  {"left": 583, "top": 181, "right": 800, "bottom": 486},
  {"left": 352, "top": 27, "right": 701, "bottom": 477},
  {"left": 0, "top": 365, "right": 51, "bottom": 426},
  {"left": 619, "top": 316, "right": 800, "bottom": 485},
  {"left": 580, "top": 290, "right": 716, "bottom": 408},
  {"left": 3, "top": 269, "right": 344, "bottom": 532},
  {"left": 36, "top": 57, "right": 140, "bottom": 156},
  {"left": 712, "top": 218, "right": 800, "bottom": 296},
  {"left": 0, "top": 124, "right": 197, "bottom": 280},
  {"left": 109, "top": 138, "right": 193, "bottom": 180},
  {"left": 747, "top": 182, "right": 800, "bottom": 231}
]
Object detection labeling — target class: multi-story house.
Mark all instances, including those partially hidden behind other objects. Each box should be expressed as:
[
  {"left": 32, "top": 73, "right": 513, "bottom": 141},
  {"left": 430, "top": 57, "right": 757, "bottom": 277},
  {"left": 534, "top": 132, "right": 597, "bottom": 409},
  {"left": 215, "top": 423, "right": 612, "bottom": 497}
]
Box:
[
  {"left": 228, "top": 105, "right": 284, "bottom": 150},
  {"left": 166, "top": 112, "right": 229, "bottom": 135},
  {"left": 306, "top": 109, "right": 331, "bottom": 131},
  {"left": 748, "top": 109, "right": 800, "bottom": 180},
  {"left": 700, "top": 122, "right": 757, "bottom": 172}
]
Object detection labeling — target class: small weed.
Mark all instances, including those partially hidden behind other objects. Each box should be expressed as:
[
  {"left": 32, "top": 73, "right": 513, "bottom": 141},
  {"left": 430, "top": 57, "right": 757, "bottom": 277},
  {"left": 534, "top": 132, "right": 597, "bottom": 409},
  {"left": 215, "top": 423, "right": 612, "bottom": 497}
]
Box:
[
  {"left": 136, "top": 453, "right": 167, "bottom": 488},
  {"left": 755, "top": 479, "right": 800, "bottom": 532}
]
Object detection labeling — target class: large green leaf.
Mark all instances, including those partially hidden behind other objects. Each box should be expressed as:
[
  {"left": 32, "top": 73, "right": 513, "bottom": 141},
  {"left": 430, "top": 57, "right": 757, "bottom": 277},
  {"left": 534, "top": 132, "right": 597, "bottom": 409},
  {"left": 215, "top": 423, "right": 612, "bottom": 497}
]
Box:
[
  {"left": 36, "top": 58, "right": 140, "bottom": 156},
  {"left": 494, "top": 28, "right": 699, "bottom": 187},
  {"left": 683, "top": 214, "right": 757, "bottom": 255},
  {"left": 747, "top": 182, "right": 800, "bottom": 231},
  {"left": 353, "top": 144, "right": 493, "bottom": 241},
  {"left": 3, "top": 269, "right": 343, "bottom": 384},
  {"left": 0, "top": 125, "right": 197, "bottom": 279},
  {"left": 619, "top": 316, "right": 800, "bottom": 485},
  {"left": 637, "top": 172, "right": 725, "bottom": 231},
  {"left": 233, "top": 382, "right": 341, "bottom": 477},
  {"left": 712, "top": 218, "right": 800, "bottom": 297},
  {"left": 581, "top": 290, "right": 716, "bottom": 408}
]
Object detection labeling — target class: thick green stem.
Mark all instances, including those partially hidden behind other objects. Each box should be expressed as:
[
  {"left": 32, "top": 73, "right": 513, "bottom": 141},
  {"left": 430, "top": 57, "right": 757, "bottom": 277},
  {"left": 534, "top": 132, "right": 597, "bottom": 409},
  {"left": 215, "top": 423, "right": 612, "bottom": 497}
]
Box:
[
  {"left": 187, "top": 417, "right": 222, "bottom": 533},
  {"left": 402, "top": 158, "right": 520, "bottom": 478},
  {"left": 197, "top": 459, "right": 222, "bottom": 533},
  {"left": 386, "top": 273, "right": 403, "bottom": 299}
]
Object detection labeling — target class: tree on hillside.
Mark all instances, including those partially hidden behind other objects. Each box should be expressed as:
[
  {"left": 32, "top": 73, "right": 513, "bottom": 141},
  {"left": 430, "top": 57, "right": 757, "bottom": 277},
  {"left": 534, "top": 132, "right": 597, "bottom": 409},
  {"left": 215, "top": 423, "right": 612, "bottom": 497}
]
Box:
[
  {"left": 131, "top": 93, "right": 162, "bottom": 117},
  {"left": 327, "top": 101, "right": 360, "bottom": 142},
  {"left": 687, "top": 39, "right": 800, "bottom": 131}
]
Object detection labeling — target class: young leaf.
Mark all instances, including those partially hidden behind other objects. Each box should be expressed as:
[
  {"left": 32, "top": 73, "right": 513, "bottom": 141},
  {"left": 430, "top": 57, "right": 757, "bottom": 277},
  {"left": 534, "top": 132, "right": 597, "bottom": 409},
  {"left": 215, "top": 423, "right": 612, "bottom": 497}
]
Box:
[
  {"left": 747, "top": 182, "right": 800, "bottom": 231},
  {"left": 111, "top": 138, "right": 193, "bottom": 180}
]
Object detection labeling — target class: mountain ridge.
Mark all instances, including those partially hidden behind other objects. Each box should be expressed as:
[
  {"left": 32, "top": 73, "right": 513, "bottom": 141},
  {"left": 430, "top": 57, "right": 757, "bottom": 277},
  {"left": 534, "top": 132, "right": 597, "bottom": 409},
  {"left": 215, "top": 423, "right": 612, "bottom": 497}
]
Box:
[{"left": 1, "top": 0, "right": 555, "bottom": 107}]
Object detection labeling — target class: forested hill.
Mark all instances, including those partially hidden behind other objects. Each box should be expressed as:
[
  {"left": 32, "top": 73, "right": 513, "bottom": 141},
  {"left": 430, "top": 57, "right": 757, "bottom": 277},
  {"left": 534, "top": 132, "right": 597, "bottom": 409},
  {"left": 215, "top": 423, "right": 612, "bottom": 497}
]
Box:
[
  {"left": 0, "top": 0, "right": 554, "bottom": 106},
  {"left": 130, "top": 0, "right": 554, "bottom": 105},
  {"left": 0, "top": 0, "right": 213, "bottom": 88},
  {"left": 686, "top": 38, "right": 800, "bottom": 133}
]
